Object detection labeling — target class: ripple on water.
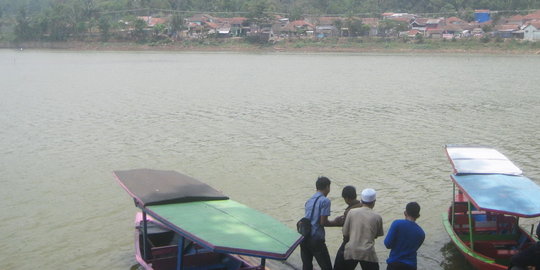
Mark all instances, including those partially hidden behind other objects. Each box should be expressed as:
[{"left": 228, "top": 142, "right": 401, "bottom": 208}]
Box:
[{"left": 1, "top": 51, "right": 540, "bottom": 270}]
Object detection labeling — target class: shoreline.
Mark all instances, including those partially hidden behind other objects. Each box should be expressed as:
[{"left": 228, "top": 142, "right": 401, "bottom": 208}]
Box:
[{"left": 2, "top": 40, "right": 540, "bottom": 55}]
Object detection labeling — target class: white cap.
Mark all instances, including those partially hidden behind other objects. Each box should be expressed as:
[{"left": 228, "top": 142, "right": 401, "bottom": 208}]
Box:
[{"left": 361, "top": 188, "right": 376, "bottom": 203}]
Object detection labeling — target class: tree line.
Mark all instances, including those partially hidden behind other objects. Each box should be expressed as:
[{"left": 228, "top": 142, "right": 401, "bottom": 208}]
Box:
[{"left": 1, "top": 0, "right": 539, "bottom": 42}]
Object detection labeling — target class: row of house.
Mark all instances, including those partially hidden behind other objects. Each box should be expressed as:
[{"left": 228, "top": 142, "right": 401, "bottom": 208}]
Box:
[
  {"left": 397, "top": 10, "right": 540, "bottom": 41},
  {"left": 136, "top": 9, "right": 540, "bottom": 41}
]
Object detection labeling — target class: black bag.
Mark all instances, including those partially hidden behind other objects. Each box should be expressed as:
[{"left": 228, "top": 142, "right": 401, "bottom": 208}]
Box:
[
  {"left": 297, "top": 217, "right": 312, "bottom": 237},
  {"left": 297, "top": 196, "right": 321, "bottom": 237}
]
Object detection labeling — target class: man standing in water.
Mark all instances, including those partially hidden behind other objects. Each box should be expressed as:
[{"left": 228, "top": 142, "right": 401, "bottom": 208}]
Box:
[
  {"left": 301, "top": 176, "right": 342, "bottom": 270},
  {"left": 334, "top": 186, "right": 363, "bottom": 270},
  {"left": 384, "top": 202, "right": 425, "bottom": 270},
  {"left": 342, "top": 188, "right": 384, "bottom": 270}
]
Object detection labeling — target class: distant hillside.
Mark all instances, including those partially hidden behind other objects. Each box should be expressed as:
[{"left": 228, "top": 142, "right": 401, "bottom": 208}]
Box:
[{"left": 1, "top": 0, "right": 540, "bottom": 18}]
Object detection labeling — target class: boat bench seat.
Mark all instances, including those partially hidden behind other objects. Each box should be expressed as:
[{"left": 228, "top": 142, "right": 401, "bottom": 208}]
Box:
[
  {"left": 151, "top": 245, "right": 178, "bottom": 258},
  {"left": 495, "top": 248, "right": 519, "bottom": 258},
  {"left": 452, "top": 213, "right": 473, "bottom": 233},
  {"left": 474, "top": 240, "right": 520, "bottom": 260}
]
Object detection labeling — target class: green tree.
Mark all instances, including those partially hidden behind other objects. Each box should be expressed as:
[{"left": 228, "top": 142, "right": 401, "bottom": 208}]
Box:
[
  {"left": 415, "top": 32, "right": 424, "bottom": 43},
  {"left": 152, "top": 23, "right": 166, "bottom": 39},
  {"left": 440, "top": 3, "right": 456, "bottom": 15},
  {"left": 46, "top": 2, "right": 75, "bottom": 41},
  {"left": 460, "top": 8, "right": 475, "bottom": 22},
  {"left": 169, "top": 14, "right": 184, "bottom": 36},
  {"left": 288, "top": 5, "right": 303, "bottom": 21},
  {"left": 334, "top": 19, "right": 343, "bottom": 37},
  {"left": 378, "top": 19, "right": 408, "bottom": 37},
  {"left": 98, "top": 17, "right": 111, "bottom": 41},
  {"left": 14, "top": 8, "right": 35, "bottom": 41},
  {"left": 132, "top": 18, "right": 147, "bottom": 42},
  {"left": 245, "top": 0, "right": 274, "bottom": 25}
]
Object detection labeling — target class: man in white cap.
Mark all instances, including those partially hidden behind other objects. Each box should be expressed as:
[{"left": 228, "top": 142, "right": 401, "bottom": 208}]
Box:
[{"left": 341, "top": 188, "right": 384, "bottom": 270}]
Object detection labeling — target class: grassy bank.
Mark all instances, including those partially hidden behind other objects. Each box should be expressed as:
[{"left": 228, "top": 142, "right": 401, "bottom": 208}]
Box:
[{"left": 2, "top": 37, "right": 540, "bottom": 54}]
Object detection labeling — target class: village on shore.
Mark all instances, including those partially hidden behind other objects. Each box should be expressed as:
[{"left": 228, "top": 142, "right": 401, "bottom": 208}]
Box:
[
  {"left": 134, "top": 9, "right": 540, "bottom": 43},
  {"left": 4, "top": 8, "right": 540, "bottom": 53}
]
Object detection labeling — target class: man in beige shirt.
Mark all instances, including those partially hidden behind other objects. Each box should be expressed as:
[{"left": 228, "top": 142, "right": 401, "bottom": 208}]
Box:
[{"left": 342, "top": 188, "right": 384, "bottom": 270}]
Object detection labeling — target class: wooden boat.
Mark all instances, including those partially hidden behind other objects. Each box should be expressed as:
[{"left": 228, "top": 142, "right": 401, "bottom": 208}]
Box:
[
  {"left": 442, "top": 145, "right": 540, "bottom": 270},
  {"left": 114, "top": 169, "right": 303, "bottom": 270}
]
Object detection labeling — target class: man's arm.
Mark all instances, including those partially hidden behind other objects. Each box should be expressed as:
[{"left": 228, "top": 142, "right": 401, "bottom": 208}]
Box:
[
  {"left": 342, "top": 214, "right": 350, "bottom": 243},
  {"left": 376, "top": 216, "right": 384, "bottom": 238},
  {"left": 320, "top": 215, "right": 343, "bottom": 227},
  {"left": 318, "top": 199, "right": 342, "bottom": 226}
]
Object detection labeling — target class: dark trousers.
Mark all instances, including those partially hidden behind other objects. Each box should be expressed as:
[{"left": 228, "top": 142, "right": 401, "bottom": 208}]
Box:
[
  {"left": 343, "top": 260, "right": 379, "bottom": 270},
  {"left": 333, "top": 242, "right": 346, "bottom": 270},
  {"left": 386, "top": 262, "right": 416, "bottom": 270},
  {"left": 301, "top": 238, "right": 333, "bottom": 270}
]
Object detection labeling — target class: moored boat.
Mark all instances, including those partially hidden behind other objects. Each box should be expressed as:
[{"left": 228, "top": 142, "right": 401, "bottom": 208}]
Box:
[
  {"left": 442, "top": 145, "right": 540, "bottom": 270},
  {"left": 114, "top": 169, "right": 303, "bottom": 270}
]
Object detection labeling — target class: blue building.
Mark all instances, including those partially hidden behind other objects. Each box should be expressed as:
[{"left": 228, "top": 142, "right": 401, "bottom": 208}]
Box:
[{"left": 475, "top": 10, "right": 491, "bottom": 23}]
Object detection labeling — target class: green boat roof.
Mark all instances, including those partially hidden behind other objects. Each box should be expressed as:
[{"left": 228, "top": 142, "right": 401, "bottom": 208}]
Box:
[
  {"left": 114, "top": 169, "right": 302, "bottom": 260},
  {"left": 147, "top": 199, "right": 301, "bottom": 259}
]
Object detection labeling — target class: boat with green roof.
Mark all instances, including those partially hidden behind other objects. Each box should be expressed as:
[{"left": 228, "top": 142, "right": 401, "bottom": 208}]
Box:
[{"left": 114, "top": 169, "right": 303, "bottom": 270}]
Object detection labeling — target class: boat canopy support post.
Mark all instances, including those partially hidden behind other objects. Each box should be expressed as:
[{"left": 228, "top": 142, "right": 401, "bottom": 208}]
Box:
[
  {"left": 260, "top": 258, "right": 266, "bottom": 269},
  {"left": 142, "top": 211, "right": 148, "bottom": 261},
  {"left": 467, "top": 201, "right": 474, "bottom": 250},
  {"left": 176, "top": 236, "right": 185, "bottom": 270},
  {"left": 451, "top": 183, "right": 456, "bottom": 228}
]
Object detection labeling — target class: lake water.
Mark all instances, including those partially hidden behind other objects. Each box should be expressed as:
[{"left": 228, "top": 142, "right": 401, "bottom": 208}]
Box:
[{"left": 1, "top": 50, "right": 540, "bottom": 270}]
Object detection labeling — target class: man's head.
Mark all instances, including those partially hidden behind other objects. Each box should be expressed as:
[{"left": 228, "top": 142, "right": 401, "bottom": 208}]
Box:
[
  {"left": 342, "top": 186, "right": 357, "bottom": 205},
  {"left": 405, "top": 202, "right": 421, "bottom": 220},
  {"left": 361, "top": 188, "right": 376, "bottom": 207},
  {"left": 316, "top": 176, "right": 331, "bottom": 196}
]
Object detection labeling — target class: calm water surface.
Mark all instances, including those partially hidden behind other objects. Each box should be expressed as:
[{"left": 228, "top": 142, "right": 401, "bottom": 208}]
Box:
[{"left": 1, "top": 50, "right": 540, "bottom": 270}]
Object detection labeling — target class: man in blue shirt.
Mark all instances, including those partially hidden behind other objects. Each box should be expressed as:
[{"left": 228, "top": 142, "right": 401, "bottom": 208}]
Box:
[
  {"left": 384, "top": 202, "right": 425, "bottom": 270},
  {"left": 301, "top": 176, "right": 342, "bottom": 270}
]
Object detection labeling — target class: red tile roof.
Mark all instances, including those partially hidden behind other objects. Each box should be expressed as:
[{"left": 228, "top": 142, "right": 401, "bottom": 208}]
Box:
[
  {"left": 219, "top": 17, "right": 247, "bottom": 25},
  {"left": 361, "top": 18, "right": 379, "bottom": 27},
  {"left": 527, "top": 21, "right": 540, "bottom": 29},
  {"left": 137, "top": 16, "right": 168, "bottom": 27},
  {"left": 389, "top": 17, "right": 413, "bottom": 23},
  {"left": 524, "top": 10, "right": 540, "bottom": 20},
  {"left": 413, "top": 18, "right": 429, "bottom": 25},
  {"left": 495, "top": 24, "right": 520, "bottom": 31},
  {"left": 407, "top": 29, "right": 422, "bottom": 36},
  {"left": 316, "top": 17, "right": 344, "bottom": 25},
  {"left": 507, "top": 14, "right": 525, "bottom": 21},
  {"left": 205, "top": 22, "right": 219, "bottom": 29},
  {"left": 282, "top": 20, "right": 315, "bottom": 31},
  {"left": 442, "top": 24, "right": 464, "bottom": 31},
  {"left": 446, "top": 17, "right": 466, "bottom": 24}
]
